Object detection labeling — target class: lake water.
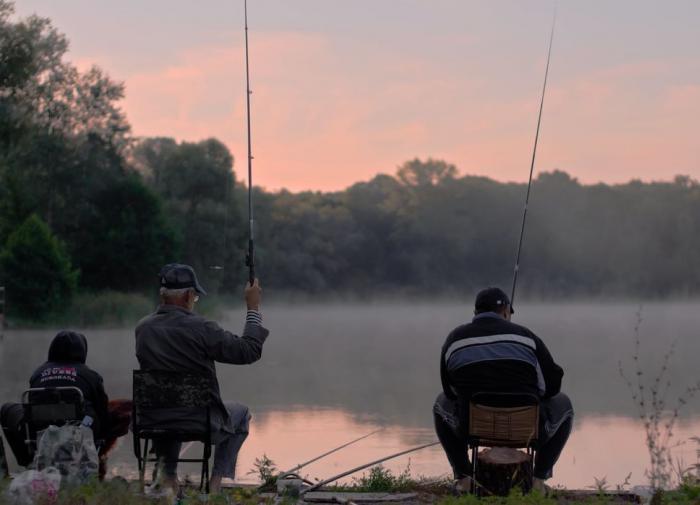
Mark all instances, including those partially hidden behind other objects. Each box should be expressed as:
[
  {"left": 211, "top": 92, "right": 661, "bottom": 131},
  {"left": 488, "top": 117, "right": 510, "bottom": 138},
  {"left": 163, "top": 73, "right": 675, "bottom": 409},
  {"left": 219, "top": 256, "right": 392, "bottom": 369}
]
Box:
[{"left": 1, "top": 302, "right": 699, "bottom": 489}]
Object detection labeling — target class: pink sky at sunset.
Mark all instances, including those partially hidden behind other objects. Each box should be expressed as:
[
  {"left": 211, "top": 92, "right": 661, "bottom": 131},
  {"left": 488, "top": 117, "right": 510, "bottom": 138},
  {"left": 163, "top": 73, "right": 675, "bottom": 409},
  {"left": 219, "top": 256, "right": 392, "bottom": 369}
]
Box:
[{"left": 16, "top": 0, "right": 700, "bottom": 191}]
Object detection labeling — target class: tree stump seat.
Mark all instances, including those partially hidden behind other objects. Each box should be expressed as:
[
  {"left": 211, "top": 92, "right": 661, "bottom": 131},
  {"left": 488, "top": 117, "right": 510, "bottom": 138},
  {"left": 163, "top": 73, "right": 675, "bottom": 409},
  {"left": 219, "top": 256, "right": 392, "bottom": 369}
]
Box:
[{"left": 475, "top": 447, "right": 533, "bottom": 496}]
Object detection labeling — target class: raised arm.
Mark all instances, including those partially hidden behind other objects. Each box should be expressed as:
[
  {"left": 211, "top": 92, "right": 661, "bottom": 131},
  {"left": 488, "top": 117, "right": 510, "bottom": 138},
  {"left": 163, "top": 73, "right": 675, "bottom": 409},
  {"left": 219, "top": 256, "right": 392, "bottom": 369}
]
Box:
[{"left": 202, "top": 279, "right": 269, "bottom": 364}]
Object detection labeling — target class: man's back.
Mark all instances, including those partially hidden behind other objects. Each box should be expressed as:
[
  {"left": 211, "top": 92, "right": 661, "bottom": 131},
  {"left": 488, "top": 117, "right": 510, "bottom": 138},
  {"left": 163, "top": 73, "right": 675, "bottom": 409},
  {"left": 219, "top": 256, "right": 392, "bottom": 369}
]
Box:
[
  {"left": 136, "top": 306, "right": 217, "bottom": 376},
  {"left": 441, "top": 312, "right": 562, "bottom": 401},
  {"left": 136, "top": 305, "right": 267, "bottom": 373}
]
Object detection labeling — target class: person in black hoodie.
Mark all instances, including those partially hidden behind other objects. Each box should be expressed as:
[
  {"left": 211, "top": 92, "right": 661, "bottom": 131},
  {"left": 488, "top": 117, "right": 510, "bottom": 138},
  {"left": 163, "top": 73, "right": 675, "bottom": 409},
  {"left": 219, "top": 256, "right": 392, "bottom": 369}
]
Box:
[
  {"left": 1, "top": 331, "right": 130, "bottom": 477},
  {"left": 433, "top": 288, "right": 574, "bottom": 493}
]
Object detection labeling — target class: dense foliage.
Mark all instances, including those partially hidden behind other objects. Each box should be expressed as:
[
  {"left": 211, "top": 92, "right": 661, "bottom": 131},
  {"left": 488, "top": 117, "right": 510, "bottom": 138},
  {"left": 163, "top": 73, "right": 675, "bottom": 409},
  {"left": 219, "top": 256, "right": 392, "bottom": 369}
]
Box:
[
  {"left": 0, "top": 1, "right": 699, "bottom": 319},
  {"left": 0, "top": 214, "right": 77, "bottom": 319},
  {"left": 247, "top": 165, "right": 700, "bottom": 298}
]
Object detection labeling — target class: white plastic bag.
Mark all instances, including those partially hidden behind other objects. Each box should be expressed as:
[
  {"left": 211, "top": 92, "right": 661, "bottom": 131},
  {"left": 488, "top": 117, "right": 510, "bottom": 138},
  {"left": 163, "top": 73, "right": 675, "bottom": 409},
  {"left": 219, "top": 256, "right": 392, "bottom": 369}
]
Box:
[
  {"left": 34, "top": 424, "right": 99, "bottom": 485},
  {"left": 6, "top": 467, "right": 61, "bottom": 505}
]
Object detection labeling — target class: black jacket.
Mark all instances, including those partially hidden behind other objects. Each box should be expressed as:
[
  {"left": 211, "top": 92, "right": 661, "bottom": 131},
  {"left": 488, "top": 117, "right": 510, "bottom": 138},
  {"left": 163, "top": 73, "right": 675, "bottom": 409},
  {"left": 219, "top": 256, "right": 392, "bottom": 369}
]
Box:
[
  {"left": 135, "top": 305, "right": 269, "bottom": 434},
  {"left": 440, "top": 313, "right": 563, "bottom": 402},
  {"left": 29, "top": 331, "right": 109, "bottom": 438}
]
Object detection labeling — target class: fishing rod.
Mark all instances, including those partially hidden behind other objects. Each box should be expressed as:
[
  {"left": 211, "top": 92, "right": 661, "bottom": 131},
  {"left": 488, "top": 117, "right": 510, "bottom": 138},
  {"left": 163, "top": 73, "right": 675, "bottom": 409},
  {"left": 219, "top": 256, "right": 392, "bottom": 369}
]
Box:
[
  {"left": 300, "top": 441, "right": 440, "bottom": 495},
  {"left": 278, "top": 429, "right": 383, "bottom": 480},
  {"left": 510, "top": 9, "right": 557, "bottom": 307},
  {"left": 243, "top": 0, "right": 256, "bottom": 286}
]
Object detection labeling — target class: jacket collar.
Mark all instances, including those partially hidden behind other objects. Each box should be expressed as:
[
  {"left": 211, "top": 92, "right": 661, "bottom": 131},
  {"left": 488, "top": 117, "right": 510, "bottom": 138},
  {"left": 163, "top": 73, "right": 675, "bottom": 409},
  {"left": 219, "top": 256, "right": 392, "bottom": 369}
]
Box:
[
  {"left": 157, "top": 304, "right": 192, "bottom": 315},
  {"left": 472, "top": 311, "right": 505, "bottom": 322}
]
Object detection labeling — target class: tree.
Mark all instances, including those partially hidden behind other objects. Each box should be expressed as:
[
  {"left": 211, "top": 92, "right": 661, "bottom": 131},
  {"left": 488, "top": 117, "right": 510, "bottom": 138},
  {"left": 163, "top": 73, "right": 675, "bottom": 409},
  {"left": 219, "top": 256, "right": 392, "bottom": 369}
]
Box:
[
  {"left": 73, "top": 177, "right": 180, "bottom": 291},
  {"left": 134, "top": 137, "right": 242, "bottom": 292},
  {"left": 0, "top": 214, "right": 78, "bottom": 319},
  {"left": 396, "top": 158, "right": 457, "bottom": 187},
  {"left": 0, "top": 0, "right": 131, "bottom": 246}
]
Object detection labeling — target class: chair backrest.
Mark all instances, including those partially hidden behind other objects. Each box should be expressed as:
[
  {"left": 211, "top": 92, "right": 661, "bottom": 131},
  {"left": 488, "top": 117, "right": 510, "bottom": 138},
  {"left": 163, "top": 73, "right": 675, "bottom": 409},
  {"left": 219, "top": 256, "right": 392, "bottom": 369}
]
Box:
[
  {"left": 132, "top": 370, "right": 216, "bottom": 438},
  {"left": 468, "top": 392, "right": 539, "bottom": 448},
  {"left": 22, "top": 387, "right": 85, "bottom": 431},
  {"left": 132, "top": 370, "right": 215, "bottom": 409}
]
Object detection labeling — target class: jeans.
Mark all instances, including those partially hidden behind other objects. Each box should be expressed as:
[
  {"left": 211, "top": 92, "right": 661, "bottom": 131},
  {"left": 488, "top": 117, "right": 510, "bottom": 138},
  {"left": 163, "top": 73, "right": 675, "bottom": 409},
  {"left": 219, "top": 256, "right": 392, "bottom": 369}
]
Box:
[
  {"left": 433, "top": 392, "right": 574, "bottom": 480},
  {"left": 153, "top": 402, "right": 250, "bottom": 479}
]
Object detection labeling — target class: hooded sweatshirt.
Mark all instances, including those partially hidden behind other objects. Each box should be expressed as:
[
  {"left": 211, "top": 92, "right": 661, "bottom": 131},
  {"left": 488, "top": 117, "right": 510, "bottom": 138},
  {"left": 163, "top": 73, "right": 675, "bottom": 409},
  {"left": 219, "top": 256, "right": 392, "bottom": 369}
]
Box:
[{"left": 29, "top": 331, "right": 109, "bottom": 438}]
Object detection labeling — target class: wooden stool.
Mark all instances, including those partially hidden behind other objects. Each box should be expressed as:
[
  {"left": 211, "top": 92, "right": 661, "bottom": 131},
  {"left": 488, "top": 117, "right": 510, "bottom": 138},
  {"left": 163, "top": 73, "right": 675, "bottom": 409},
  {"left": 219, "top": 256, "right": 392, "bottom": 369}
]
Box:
[{"left": 467, "top": 393, "right": 539, "bottom": 496}]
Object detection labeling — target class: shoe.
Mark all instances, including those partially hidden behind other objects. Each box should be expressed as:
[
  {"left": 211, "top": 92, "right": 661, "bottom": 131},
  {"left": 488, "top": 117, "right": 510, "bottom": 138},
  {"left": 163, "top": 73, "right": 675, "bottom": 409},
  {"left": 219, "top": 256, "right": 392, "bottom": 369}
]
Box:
[
  {"left": 454, "top": 475, "right": 474, "bottom": 494},
  {"left": 146, "top": 476, "right": 179, "bottom": 498},
  {"left": 532, "top": 477, "right": 550, "bottom": 495}
]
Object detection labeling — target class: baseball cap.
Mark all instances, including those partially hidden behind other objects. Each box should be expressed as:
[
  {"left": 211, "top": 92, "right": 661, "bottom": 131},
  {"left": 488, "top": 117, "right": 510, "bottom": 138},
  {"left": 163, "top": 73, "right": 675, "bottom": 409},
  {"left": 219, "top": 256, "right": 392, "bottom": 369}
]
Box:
[
  {"left": 159, "top": 263, "right": 207, "bottom": 295},
  {"left": 475, "top": 287, "right": 514, "bottom": 314}
]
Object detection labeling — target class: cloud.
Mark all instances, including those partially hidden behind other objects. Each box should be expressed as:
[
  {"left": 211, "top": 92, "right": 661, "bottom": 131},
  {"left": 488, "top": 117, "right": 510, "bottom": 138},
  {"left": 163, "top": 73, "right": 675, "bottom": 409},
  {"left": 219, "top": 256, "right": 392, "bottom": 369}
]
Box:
[{"left": 115, "top": 36, "right": 698, "bottom": 190}]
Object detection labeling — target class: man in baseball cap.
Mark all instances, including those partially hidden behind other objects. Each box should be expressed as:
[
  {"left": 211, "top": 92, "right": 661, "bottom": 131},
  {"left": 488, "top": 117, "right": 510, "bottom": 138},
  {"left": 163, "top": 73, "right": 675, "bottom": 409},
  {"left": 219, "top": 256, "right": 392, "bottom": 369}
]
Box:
[
  {"left": 433, "top": 287, "right": 573, "bottom": 494},
  {"left": 136, "top": 264, "right": 268, "bottom": 494}
]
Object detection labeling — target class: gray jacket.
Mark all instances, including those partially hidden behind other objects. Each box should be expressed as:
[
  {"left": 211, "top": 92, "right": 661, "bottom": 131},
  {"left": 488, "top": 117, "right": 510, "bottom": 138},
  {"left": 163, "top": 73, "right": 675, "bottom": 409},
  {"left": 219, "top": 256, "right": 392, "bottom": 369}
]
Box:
[{"left": 135, "top": 305, "right": 269, "bottom": 434}]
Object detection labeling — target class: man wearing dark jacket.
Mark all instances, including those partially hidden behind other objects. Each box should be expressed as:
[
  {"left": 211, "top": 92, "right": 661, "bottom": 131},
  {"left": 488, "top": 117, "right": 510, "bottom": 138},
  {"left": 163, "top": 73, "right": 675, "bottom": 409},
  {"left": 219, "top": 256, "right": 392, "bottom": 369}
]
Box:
[
  {"left": 135, "top": 264, "right": 269, "bottom": 493},
  {"left": 434, "top": 287, "right": 573, "bottom": 491},
  {"left": 1, "top": 331, "right": 112, "bottom": 466}
]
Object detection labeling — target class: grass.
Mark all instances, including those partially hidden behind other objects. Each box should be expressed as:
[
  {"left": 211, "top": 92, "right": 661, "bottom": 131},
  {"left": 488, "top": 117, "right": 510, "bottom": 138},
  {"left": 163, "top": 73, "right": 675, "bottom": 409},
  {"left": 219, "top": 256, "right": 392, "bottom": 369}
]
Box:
[
  {"left": 0, "top": 478, "right": 275, "bottom": 505},
  {"left": 318, "top": 463, "right": 452, "bottom": 494},
  {"left": 0, "top": 472, "right": 697, "bottom": 505}
]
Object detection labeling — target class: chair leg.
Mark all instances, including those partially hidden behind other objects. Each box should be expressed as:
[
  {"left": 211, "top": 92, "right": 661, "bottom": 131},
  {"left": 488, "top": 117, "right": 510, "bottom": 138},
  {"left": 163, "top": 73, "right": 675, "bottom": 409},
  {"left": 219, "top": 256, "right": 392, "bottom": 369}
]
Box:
[
  {"left": 471, "top": 446, "right": 478, "bottom": 495},
  {"left": 202, "top": 443, "right": 211, "bottom": 494},
  {"left": 140, "top": 438, "right": 149, "bottom": 488},
  {"left": 200, "top": 454, "right": 206, "bottom": 493}
]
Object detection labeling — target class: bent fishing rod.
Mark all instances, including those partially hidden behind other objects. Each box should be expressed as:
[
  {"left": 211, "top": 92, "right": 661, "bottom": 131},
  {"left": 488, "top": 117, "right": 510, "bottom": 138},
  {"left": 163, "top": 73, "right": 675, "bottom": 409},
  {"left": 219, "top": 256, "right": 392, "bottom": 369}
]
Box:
[
  {"left": 277, "top": 429, "right": 383, "bottom": 480},
  {"left": 243, "top": 0, "right": 256, "bottom": 286},
  {"left": 510, "top": 9, "right": 557, "bottom": 307},
  {"left": 300, "top": 441, "right": 440, "bottom": 495}
]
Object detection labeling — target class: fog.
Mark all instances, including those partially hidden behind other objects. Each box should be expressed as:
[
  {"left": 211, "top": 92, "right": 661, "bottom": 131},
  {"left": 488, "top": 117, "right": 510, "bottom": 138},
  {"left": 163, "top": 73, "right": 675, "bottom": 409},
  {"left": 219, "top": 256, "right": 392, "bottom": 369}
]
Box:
[
  {"left": 2, "top": 301, "right": 699, "bottom": 424},
  {"left": 2, "top": 301, "right": 699, "bottom": 485}
]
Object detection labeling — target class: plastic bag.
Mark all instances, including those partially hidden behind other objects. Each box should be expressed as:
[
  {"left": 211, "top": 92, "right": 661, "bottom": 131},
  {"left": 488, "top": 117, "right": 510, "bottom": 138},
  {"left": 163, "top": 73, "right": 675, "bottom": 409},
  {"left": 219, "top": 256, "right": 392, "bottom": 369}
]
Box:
[
  {"left": 6, "top": 467, "right": 61, "bottom": 505},
  {"left": 34, "top": 424, "right": 99, "bottom": 485}
]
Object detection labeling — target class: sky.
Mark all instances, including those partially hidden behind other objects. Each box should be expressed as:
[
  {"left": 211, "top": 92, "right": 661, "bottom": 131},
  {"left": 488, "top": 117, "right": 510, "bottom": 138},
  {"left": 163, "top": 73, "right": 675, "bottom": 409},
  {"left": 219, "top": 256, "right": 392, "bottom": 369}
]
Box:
[{"left": 15, "top": 0, "right": 700, "bottom": 192}]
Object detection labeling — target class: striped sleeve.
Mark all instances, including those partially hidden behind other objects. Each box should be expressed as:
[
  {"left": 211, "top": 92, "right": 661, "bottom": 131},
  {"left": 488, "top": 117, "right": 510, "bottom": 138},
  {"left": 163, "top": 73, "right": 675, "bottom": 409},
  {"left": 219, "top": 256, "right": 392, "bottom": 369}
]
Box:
[{"left": 246, "top": 309, "right": 263, "bottom": 327}]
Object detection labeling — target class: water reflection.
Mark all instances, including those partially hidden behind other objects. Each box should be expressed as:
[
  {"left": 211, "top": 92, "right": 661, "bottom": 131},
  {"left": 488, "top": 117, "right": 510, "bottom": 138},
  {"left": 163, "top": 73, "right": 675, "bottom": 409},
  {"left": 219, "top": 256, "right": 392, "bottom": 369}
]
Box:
[
  {"left": 1, "top": 302, "right": 699, "bottom": 487},
  {"left": 103, "top": 408, "right": 700, "bottom": 488}
]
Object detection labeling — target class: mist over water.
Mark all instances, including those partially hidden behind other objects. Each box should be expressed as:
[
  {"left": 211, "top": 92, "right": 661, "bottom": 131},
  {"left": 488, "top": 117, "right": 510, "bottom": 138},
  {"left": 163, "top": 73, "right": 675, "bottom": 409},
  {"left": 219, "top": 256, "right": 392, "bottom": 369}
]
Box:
[{"left": 1, "top": 301, "right": 699, "bottom": 487}]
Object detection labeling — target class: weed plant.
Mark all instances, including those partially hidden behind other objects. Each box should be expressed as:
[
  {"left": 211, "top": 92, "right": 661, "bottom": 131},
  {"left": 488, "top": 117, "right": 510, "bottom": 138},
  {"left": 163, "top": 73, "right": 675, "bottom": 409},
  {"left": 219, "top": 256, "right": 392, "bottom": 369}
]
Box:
[{"left": 618, "top": 307, "right": 700, "bottom": 490}]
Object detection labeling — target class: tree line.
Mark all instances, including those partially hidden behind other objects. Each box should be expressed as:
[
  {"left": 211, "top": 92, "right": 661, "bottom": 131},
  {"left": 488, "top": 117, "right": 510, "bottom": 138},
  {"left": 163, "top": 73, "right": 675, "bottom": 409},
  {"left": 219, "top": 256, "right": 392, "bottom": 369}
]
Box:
[{"left": 1, "top": 1, "right": 698, "bottom": 319}]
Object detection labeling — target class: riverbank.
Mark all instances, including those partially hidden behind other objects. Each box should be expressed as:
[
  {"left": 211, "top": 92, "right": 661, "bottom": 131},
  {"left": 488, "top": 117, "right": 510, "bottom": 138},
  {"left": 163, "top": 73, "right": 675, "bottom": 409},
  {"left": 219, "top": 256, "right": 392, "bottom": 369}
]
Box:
[{"left": 3, "top": 477, "right": 697, "bottom": 505}]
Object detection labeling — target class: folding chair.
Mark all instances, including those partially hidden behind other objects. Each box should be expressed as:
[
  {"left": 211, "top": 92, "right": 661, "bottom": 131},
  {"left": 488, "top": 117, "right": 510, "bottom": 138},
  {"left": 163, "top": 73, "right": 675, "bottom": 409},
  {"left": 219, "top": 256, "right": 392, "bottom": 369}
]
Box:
[
  {"left": 132, "top": 370, "right": 215, "bottom": 493},
  {"left": 22, "top": 386, "right": 86, "bottom": 457},
  {"left": 467, "top": 392, "right": 539, "bottom": 495}
]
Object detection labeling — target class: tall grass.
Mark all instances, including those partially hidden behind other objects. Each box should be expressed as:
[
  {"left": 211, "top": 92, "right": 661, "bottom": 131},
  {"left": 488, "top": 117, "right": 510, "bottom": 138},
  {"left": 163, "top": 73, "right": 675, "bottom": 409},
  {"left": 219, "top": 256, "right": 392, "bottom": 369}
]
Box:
[
  {"left": 619, "top": 307, "right": 700, "bottom": 491},
  {"left": 62, "top": 291, "right": 155, "bottom": 327}
]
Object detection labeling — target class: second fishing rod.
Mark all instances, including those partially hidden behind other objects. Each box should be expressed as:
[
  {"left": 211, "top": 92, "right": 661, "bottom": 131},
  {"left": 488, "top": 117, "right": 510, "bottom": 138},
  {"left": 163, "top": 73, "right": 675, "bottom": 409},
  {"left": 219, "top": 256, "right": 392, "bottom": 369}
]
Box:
[
  {"left": 510, "top": 9, "right": 557, "bottom": 307},
  {"left": 243, "top": 0, "right": 256, "bottom": 287}
]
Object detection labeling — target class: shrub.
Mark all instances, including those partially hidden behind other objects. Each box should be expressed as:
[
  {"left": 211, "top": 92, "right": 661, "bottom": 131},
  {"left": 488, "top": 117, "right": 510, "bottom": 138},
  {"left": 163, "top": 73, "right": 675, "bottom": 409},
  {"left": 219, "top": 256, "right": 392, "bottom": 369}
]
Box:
[{"left": 0, "top": 214, "right": 78, "bottom": 320}]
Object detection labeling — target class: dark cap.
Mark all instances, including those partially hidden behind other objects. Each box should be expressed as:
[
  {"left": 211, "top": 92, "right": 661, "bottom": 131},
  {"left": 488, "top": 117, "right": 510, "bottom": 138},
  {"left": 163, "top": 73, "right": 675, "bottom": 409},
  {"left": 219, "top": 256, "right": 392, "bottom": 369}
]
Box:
[
  {"left": 475, "top": 287, "right": 514, "bottom": 314},
  {"left": 159, "top": 263, "right": 207, "bottom": 295}
]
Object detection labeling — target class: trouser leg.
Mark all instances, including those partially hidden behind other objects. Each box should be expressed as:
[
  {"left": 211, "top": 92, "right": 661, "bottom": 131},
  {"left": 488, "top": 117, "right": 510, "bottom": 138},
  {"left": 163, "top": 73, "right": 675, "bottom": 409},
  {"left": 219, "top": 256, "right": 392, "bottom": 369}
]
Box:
[
  {"left": 152, "top": 439, "right": 182, "bottom": 478},
  {"left": 433, "top": 393, "right": 471, "bottom": 478},
  {"left": 212, "top": 403, "right": 250, "bottom": 479},
  {"left": 1, "top": 402, "right": 32, "bottom": 467},
  {"left": 534, "top": 393, "right": 574, "bottom": 480}
]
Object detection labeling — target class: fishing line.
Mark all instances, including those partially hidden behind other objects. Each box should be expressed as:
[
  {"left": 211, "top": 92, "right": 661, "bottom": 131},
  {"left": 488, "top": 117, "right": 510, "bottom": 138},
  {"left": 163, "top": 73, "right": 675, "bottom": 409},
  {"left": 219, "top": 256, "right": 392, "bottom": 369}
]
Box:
[{"left": 510, "top": 8, "right": 557, "bottom": 306}]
